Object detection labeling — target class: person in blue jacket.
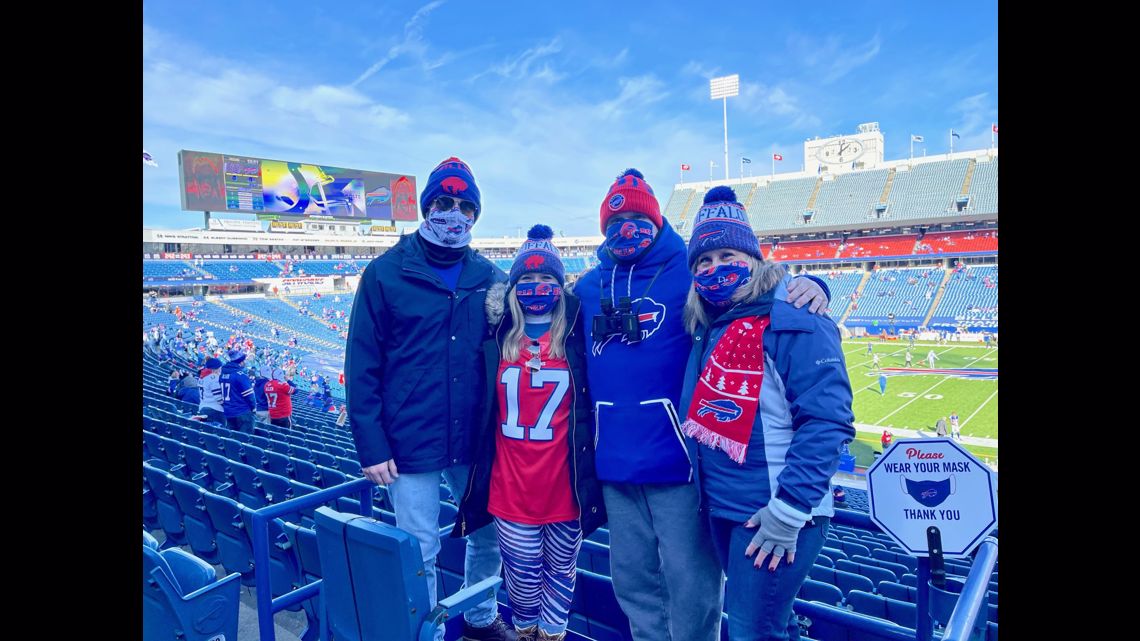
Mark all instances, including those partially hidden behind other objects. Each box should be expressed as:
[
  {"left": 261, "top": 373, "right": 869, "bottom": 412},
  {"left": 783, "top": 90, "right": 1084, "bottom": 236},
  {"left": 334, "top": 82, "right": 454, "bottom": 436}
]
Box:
[
  {"left": 573, "top": 171, "right": 831, "bottom": 641},
  {"left": 253, "top": 365, "right": 271, "bottom": 423},
  {"left": 219, "top": 348, "right": 256, "bottom": 433},
  {"left": 345, "top": 157, "right": 516, "bottom": 641},
  {"left": 679, "top": 186, "right": 855, "bottom": 641}
]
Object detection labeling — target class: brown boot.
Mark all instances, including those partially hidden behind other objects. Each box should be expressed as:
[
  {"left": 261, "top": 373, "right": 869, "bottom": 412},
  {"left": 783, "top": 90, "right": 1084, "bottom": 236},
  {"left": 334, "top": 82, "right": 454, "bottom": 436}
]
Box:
[
  {"left": 514, "top": 624, "right": 538, "bottom": 641},
  {"left": 536, "top": 630, "right": 566, "bottom": 641}
]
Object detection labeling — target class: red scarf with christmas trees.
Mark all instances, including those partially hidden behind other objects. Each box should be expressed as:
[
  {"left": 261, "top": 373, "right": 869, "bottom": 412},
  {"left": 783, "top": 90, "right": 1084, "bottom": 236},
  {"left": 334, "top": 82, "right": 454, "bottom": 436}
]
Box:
[{"left": 681, "top": 316, "right": 769, "bottom": 465}]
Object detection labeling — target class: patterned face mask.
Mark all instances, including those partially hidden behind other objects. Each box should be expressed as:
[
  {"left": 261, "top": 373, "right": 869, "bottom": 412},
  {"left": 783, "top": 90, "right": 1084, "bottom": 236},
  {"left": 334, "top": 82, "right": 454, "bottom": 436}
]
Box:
[
  {"left": 419, "top": 206, "right": 474, "bottom": 247},
  {"left": 693, "top": 261, "right": 752, "bottom": 307},
  {"left": 516, "top": 282, "right": 562, "bottom": 315},
  {"left": 605, "top": 218, "right": 656, "bottom": 261}
]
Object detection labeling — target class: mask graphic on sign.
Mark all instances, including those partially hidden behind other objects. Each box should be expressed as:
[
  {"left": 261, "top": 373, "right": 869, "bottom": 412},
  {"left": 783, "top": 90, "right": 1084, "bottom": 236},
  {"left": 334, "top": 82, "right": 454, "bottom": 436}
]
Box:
[{"left": 901, "top": 476, "right": 955, "bottom": 508}]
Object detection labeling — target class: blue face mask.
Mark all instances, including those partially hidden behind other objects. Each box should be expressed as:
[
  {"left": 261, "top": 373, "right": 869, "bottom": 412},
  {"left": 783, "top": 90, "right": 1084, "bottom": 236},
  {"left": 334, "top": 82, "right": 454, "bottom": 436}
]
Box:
[
  {"left": 516, "top": 281, "right": 563, "bottom": 315},
  {"left": 693, "top": 261, "right": 752, "bottom": 307},
  {"left": 605, "top": 218, "right": 657, "bottom": 261},
  {"left": 904, "top": 477, "right": 954, "bottom": 508}
]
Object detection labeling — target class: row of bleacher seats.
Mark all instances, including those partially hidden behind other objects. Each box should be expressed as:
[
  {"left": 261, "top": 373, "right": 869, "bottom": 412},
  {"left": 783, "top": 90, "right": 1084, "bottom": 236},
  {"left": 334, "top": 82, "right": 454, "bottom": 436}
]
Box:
[{"left": 662, "top": 156, "right": 997, "bottom": 233}]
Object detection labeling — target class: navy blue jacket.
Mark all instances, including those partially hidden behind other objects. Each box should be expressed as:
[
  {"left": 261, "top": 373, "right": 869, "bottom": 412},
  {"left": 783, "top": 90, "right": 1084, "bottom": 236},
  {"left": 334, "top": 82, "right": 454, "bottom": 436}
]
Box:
[
  {"left": 346, "top": 233, "right": 508, "bottom": 473},
  {"left": 219, "top": 361, "right": 255, "bottom": 417},
  {"left": 454, "top": 287, "right": 607, "bottom": 538},
  {"left": 254, "top": 376, "right": 270, "bottom": 411},
  {"left": 681, "top": 277, "right": 856, "bottom": 523}
]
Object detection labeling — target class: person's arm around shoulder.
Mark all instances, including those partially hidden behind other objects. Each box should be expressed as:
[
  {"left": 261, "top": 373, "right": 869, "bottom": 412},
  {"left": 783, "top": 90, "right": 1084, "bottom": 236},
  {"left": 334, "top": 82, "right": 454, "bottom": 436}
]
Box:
[{"left": 783, "top": 272, "right": 831, "bottom": 314}]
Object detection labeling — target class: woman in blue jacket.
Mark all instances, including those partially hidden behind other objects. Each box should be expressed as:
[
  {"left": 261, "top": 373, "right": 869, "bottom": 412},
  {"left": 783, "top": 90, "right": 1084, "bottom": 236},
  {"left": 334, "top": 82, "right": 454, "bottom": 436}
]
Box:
[
  {"left": 456, "top": 225, "right": 605, "bottom": 641},
  {"left": 679, "top": 186, "right": 856, "bottom": 641}
]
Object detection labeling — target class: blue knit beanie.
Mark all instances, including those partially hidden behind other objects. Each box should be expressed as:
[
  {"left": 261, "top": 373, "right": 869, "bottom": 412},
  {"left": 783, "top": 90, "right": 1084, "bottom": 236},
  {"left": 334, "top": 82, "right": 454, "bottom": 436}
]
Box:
[
  {"left": 419, "top": 157, "right": 481, "bottom": 218},
  {"left": 510, "top": 224, "right": 565, "bottom": 285},
  {"left": 686, "top": 186, "right": 762, "bottom": 267}
]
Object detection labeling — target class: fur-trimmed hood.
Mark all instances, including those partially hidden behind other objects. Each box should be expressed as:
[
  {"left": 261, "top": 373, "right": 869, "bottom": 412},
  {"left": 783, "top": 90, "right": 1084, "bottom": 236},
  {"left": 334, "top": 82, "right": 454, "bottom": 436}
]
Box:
[{"left": 485, "top": 281, "right": 509, "bottom": 327}]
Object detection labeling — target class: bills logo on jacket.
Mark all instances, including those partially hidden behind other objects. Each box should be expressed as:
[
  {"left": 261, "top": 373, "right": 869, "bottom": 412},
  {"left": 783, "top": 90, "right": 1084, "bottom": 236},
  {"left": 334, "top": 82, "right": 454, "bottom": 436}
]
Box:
[{"left": 591, "top": 296, "right": 667, "bottom": 356}]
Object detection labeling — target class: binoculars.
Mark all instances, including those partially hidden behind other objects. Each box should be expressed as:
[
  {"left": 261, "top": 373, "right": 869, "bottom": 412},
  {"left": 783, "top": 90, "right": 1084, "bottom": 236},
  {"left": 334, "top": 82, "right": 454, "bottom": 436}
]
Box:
[{"left": 592, "top": 296, "right": 642, "bottom": 344}]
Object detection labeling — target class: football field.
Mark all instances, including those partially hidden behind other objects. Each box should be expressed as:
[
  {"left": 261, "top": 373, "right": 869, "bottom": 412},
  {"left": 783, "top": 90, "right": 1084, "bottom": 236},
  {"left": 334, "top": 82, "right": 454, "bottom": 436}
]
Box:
[{"left": 842, "top": 338, "right": 998, "bottom": 463}]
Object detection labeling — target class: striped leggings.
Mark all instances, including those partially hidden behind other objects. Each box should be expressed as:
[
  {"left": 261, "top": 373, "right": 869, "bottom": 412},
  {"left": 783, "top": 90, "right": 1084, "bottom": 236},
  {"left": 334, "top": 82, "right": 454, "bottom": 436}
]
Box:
[{"left": 493, "top": 517, "right": 583, "bottom": 635}]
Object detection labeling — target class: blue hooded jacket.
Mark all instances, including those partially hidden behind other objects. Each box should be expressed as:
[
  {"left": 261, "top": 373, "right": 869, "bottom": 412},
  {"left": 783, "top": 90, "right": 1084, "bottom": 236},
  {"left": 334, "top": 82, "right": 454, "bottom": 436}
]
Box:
[
  {"left": 680, "top": 273, "right": 856, "bottom": 523},
  {"left": 219, "top": 361, "right": 255, "bottom": 417}
]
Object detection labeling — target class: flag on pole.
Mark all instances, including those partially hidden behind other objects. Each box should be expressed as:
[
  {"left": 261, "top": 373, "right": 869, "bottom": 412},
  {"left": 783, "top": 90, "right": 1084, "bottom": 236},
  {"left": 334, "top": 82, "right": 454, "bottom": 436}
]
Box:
[
  {"left": 143, "top": 150, "right": 159, "bottom": 168},
  {"left": 911, "top": 134, "right": 924, "bottom": 143},
  {"left": 992, "top": 124, "right": 998, "bottom": 134},
  {"left": 951, "top": 130, "right": 961, "bottom": 139},
  {"left": 741, "top": 157, "right": 752, "bottom": 164},
  {"left": 681, "top": 164, "right": 691, "bottom": 171},
  {"left": 772, "top": 153, "right": 783, "bottom": 161}
]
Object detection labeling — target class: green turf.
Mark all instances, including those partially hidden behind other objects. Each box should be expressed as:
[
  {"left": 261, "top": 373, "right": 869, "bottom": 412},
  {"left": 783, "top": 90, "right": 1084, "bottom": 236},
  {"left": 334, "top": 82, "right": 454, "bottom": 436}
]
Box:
[{"left": 842, "top": 338, "right": 999, "bottom": 451}]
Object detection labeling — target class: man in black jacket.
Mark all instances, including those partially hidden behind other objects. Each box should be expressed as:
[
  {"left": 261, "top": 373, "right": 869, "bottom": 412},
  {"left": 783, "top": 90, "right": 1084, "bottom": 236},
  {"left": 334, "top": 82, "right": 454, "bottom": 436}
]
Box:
[{"left": 346, "top": 157, "right": 515, "bottom": 641}]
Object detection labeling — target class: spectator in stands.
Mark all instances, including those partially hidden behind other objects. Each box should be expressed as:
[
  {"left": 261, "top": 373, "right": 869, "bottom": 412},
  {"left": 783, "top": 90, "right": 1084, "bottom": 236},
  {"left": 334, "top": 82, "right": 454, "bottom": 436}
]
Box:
[
  {"left": 575, "top": 179, "right": 830, "bottom": 641},
  {"left": 175, "top": 371, "right": 200, "bottom": 406},
  {"left": 167, "top": 369, "right": 182, "bottom": 396},
  {"left": 678, "top": 184, "right": 854, "bottom": 641},
  {"left": 264, "top": 369, "right": 297, "bottom": 430},
  {"left": 345, "top": 157, "right": 515, "bottom": 641},
  {"left": 454, "top": 225, "right": 605, "bottom": 641},
  {"left": 220, "top": 349, "right": 256, "bottom": 433},
  {"left": 253, "top": 366, "right": 271, "bottom": 423},
  {"left": 831, "top": 486, "right": 849, "bottom": 510},
  {"left": 197, "top": 357, "right": 225, "bottom": 425}
]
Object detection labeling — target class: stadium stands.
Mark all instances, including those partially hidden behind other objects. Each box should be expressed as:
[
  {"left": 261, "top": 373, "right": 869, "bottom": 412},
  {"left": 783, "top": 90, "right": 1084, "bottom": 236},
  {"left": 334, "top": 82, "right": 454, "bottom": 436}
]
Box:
[
  {"left": 845, "top": 267, "right": 942, "bottom": 329},
  {"left": 927, "top": 265, "right": 999, "bottom": 330}
]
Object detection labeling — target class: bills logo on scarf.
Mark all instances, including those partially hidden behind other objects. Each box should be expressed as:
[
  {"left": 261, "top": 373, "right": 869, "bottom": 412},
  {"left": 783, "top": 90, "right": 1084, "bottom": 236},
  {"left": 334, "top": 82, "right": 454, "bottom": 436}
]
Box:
[{"left": 681, "top": 316, "right": 769, "bottom": 464}]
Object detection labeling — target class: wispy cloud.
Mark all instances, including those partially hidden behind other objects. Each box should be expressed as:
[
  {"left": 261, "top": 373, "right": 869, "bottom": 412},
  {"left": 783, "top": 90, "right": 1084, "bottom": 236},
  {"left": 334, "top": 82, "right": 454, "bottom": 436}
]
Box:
[
  {"left": 598, "top": 75, "right": 668, "bottom": 119},
  {"left": 735, "top": 82, "right": 821, "bottom": 131},
  {"left": 349, "top": 0, "right": 446, "bottom": 88},
  {"left": 472, "top": 37, "right": 565, "bottom": 83},
  {"left": 786, "top": 32, "right": 882, "bottom": 84}
]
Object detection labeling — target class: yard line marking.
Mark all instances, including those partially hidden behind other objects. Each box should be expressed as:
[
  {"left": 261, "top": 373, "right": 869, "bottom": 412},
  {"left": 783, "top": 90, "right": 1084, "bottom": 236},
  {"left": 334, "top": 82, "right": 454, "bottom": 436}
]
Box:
[
  {"left": 960, "top": 389, "right": 999, "bottom": 429},
  {"left": 873, "top": 376, "right": 951, "bottom": 424}
]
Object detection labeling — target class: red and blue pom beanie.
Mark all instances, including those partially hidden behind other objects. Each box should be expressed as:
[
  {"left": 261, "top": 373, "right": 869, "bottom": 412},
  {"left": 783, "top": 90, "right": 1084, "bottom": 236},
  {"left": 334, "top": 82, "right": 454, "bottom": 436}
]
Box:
[
  {"left": 419, "top": 156, "right": 481, "bottom": 218},
  {"left": 686, "top": 185, "right": 762, "bottom": 268},
  {"left": 510, "top": 224, "right": 565, "bottom": 285},
  {"left": 599, "top": 168, "right": 662, "bottom": 233}
]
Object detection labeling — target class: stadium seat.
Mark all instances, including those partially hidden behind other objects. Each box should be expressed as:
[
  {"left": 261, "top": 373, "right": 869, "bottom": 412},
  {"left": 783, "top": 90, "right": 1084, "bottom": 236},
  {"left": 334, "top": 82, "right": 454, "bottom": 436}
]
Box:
[
  {"left": 313, "top": 506, "right": 502, "bottom": 641},
  {"left": 851, "top": 555, "right": 910, "bottom": 580},
  {"left": 168, "top": 476, "right": 221, "bottom": 564},
  {"left": 293, "top": 457, "right": 320, "bottom": 486},
  {"left": 808, "top": 565, "right": 873, "bottom": 598},
  {"left": 201, "top": 491, "right": 256, "bottom": 584},
  {"left": 798, "top": 579, "right": 845, "bottom": 606},
  {"left": 230, "top": 461, "right": 267, "bottom": 508},
  {"left": 577, "top": 539, "right": 611, "bottom": 576},
  {"left": 817, "top": 546, "right": 848, "bottom": 565},
  {"left": 143, "top": 540, "right": 240, "bottom": 641},
  {"left": 876, "top": 581, "right": 916, "bottom": 603},
  {"left": 143, "top": 462, "right": 187, "bottom": 547},
  {"left": 838, "top": 540, "right": 871, "bottom": 558},
  {"left": 837, "top": 559, "right": 898, "bottom": 585},
  {"left": 845, "top": 590, "right": 917, "bottom": 628},
  {"left": 871, "top": 548, "right": 918, "bottom": 574}
]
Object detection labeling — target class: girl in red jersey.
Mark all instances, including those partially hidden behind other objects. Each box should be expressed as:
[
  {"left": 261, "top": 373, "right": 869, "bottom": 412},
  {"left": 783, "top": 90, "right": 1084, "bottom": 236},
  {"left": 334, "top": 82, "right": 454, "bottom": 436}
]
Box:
[{"left": 455, "top": 225, "right": 606, "bottom": 641}]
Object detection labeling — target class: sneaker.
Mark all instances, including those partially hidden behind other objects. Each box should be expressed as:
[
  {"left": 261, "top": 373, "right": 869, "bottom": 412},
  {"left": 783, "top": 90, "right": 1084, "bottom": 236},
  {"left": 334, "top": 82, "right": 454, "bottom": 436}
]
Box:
[{"left": 463, "top": 614, "right": 518, "bottom": 641}]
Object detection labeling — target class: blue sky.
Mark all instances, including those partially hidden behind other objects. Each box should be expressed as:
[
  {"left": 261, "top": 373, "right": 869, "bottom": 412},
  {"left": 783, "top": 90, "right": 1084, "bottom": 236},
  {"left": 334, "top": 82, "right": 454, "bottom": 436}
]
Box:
[{"left": 143, "top": 0, "right": 997, "bottom": 237}]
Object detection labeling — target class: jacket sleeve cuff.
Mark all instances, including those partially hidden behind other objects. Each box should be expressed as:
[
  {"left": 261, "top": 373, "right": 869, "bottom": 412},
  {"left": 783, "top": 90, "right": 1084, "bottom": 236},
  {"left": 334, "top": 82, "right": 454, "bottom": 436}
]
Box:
[{"left": 771, "top": 492, "right": 812, "bottom": 524}]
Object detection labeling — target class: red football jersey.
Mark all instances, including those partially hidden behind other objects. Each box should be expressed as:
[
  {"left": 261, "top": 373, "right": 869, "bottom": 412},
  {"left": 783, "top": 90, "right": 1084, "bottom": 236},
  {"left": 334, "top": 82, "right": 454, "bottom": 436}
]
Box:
[
  {"left": 487, "top": 331, "right": 578, "bottom": 525},
  {"left": 264, "top": 380, "right": 294, "bottom": 419}
]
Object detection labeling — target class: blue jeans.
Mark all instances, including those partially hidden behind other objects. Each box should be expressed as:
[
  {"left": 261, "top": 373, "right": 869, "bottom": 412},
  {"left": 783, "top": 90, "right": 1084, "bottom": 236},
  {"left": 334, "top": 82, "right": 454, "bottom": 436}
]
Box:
[
  {"left": 388, "top": 463, "right": 501, "bottom": 639},
  {"left": 603, "top": 482, "right": 724, "bottom": 641},
  {"left": 225, "top": 412, "right": 254, "bottom": 433},
  {"left": 709, "top": 515, "right": 830, "bottom": 641}
]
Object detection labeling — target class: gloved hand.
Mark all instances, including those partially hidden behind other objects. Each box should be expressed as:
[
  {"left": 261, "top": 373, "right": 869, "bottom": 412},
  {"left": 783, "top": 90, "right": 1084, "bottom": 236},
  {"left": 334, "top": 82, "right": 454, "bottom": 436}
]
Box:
[{"left": 744, "top": 499, "right": 807, "bottom": 571}]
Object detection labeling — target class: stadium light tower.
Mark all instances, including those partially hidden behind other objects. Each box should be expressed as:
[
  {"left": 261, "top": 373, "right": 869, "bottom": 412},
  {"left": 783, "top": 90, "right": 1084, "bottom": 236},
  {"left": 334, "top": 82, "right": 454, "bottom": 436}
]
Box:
[{"left": 710, "top": 74, "right": 739, "bottom": 181}]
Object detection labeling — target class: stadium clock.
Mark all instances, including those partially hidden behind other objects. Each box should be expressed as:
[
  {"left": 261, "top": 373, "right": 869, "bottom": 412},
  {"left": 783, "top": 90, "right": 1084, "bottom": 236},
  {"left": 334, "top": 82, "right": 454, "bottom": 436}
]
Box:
[{"left": 816, "top": 138, "right": 865, "bottom": 164}]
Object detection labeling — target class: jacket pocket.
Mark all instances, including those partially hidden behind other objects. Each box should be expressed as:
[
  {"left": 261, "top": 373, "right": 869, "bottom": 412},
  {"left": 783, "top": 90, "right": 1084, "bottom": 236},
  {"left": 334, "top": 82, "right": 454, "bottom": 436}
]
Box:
[
  {"left": 594, "top": 399, "right": 692, "bottom": 481},
  {"left": 381, "top": 366, "right": 429, "bottom": 424}
]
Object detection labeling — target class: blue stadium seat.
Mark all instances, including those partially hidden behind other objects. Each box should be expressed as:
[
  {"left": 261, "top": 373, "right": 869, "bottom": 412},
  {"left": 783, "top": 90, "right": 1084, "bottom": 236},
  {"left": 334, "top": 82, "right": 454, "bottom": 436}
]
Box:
[
  {"left": 577, "top": 539, "right": 611, "bottom": 576},
  {"left": 817, "top": 546, "right": 848, "bottom": 565},
  {"left": 798, "top": 579, "right": 845, "bottom": 606},
  {"left": 293, "top": 457, "right": 320, "bottom": 486},
  {"left": 837, "top": 559, "right": 898, "bottom": 585},
  {"left": 876, "top": 581, "right": 916, "bottom": 603},
  {"left": 201, "top": 492, "right": 255, "bottom": 585},
  {"left": 168, "top": 476, "right": 221, "bottom": 564},
  {"left": 871, "top": 548, "right": 918, "bottom": 574},
  {"left": 845, "top": 590, "right": 917, "bottom": 628},
  {"left": 851, "top": 555, "right": 910, "bottom": 581},
  {"left": 144, "top": 530, "right": 160, "bottom": 549},
  {"left": 900, "top": 573, "right": 917, "bottom": 587},
  {"left": 313, "top": 506, "right": 501, "bottom": 641},
  {"left": 838, "top": 540, "right": 871, "bottom": 558},
  {"left": 143, "top": 541, "right": 240, "bottom": 641},
  {"left": 229, "top": 462, "right": 267, "bottom": 508},
  {"left": 813, "top": 553, "right": 834, "bottom": 568},
  {"left": 314, "top": 464, "right": 348, "bottom": 490},
  {"left": 808, "top": 565, "right": 874, "bottom": 598},
  {"left": 143, "top": 462, "right": 187, "bottom": 547},
  {"left": 571, "top": 570, "right": 630, "bottom": 641}
]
